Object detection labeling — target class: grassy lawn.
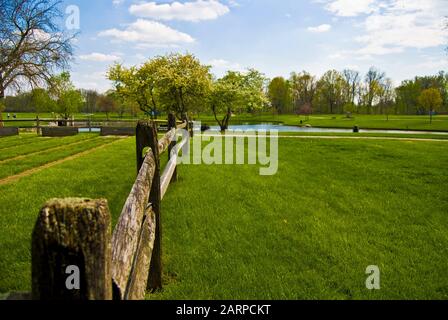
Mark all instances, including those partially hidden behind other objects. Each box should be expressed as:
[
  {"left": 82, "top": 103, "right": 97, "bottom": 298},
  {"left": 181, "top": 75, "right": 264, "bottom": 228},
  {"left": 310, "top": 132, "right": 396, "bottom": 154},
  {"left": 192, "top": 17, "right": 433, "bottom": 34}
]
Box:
[
  {"left": 0, "top": 134, "right": 447, "bottom": 299},
  {"left": 0, "top": 137, "right": 118, "bottom": 180},
  {"left": 0, "top": 134, "right": 98, "bottom": 160},
  {"left": 151, "top": 137, "right": 448, "bottom": 300},
  {"left": 3, "top": 112, "right": 448, "bottom": 132},
  {"left": 0, "top": 137, "right": 137, "bottom": 292}
]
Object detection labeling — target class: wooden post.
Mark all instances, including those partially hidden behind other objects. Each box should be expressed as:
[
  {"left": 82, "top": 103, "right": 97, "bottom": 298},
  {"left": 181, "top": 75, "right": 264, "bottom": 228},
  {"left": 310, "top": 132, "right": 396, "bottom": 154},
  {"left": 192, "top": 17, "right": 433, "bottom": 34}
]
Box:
[
  {"left": 36, "top": 116, "right": 41, "bottom": 135},
  {"left": 182, "top": 113, "right": 193, "bottom": 137},
  {"left": 31, "top": 198, "right": 112, "bottom": 300},
  {"left": 147, "top": 123, "right": 162, "bottom": 292},
  {"left": 111, "top": 145, "right": 156, "bottom": 300},
  {"left": 168, "top": 113, "right": 177, "bottom": 183},
  {"left": 135, "top": 121, "right": 162, "bottom": 291}
]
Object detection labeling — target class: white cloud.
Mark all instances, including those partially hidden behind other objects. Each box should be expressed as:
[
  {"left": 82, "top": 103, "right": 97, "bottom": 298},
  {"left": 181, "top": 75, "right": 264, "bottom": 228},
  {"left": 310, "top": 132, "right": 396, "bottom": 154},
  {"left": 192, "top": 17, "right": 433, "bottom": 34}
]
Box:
[
  {"left": 307, "top": 24, "right": 332, "bottom": 33},
  {"left": 129, "top": 0, "right": 230, "bottom": 22},
  {"left": 112, "top": 0, "right": 124, "bottom": 6},
  {"left": 227, "top": 0, "right": 239, "bottom": 7},
  {"left": 318, "top": 0, "right": 377, "bottom": 17},
  {"left": 98, "top": 19, "right": 195, "bottom": 47},
  {"left": 208, "top": 59, "right": 244, "bottom": 76},
  {"left": 416, "top": 57, "right": 448, "bottom": 70},
  {"left": 318, "top": 0, "right": 448, "bottom": 56},
  {"left": 72, "top": 71, "right": 111, "bottom": 93},
  {"left": 78, "top": 52, "right": 122, "bottom": 62}
]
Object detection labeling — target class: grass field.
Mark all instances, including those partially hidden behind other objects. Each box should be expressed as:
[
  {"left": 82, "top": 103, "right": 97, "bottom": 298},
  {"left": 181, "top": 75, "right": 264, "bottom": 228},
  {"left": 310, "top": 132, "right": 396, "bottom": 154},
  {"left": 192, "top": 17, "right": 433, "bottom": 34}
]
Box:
[
  {"left": 0, "top": 133, "right": 447, "bottom": 299},
  {"left": 2, "top": 112, "right": 448, "bottom": 132}
]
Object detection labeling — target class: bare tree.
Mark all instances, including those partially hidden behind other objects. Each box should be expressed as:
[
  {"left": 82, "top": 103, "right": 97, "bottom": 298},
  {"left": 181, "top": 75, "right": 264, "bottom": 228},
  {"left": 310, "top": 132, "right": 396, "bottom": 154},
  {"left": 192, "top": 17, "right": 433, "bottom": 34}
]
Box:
[
  {"left": 289, "top": 71, "right": 317, "bottom": 113},
  {"left": 343, "top": 69, "right": 360, "bottom": 105},
  {"left": 0, "top": 0, "right": 74, "bottom": 126},
  {"left": 365, "top": 67, "right": 386, "bottom": 114}
]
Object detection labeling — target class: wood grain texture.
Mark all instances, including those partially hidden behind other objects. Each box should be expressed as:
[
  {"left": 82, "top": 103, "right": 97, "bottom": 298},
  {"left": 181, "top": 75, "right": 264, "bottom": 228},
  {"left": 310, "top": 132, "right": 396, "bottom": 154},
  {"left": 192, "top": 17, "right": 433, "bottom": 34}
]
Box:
[
  {"left": 123, "top": 208, "right": 156, "bottom": 300},
  {"left": 32, "top": 198, "right": 112, "bottom": 300},
  {"left": 111, "top": 149, "right": 156, "bottom": 299}
]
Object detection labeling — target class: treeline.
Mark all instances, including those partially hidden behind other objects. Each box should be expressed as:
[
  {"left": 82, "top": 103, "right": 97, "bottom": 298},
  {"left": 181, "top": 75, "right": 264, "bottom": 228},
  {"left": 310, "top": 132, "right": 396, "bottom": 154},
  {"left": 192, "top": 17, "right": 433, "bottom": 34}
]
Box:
[
  {"left": 3, "top": 72, "right": 138, "bottom": 119},
  {"left": 3, "top": 53, "right": 447, "bottom": 128},
  {"left": 268, "top": 68, "right": 448, "bottom": 115}
]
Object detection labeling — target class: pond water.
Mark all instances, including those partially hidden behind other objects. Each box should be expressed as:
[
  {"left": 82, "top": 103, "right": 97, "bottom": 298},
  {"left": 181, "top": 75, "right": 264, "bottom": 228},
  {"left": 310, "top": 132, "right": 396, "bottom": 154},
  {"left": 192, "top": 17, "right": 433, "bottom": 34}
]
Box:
[
  {"left": 202, "top": 123, "right": 448, "bottom": 135},
  {"left": 78, "top": 124, "right": 448, "bottom": 135}
]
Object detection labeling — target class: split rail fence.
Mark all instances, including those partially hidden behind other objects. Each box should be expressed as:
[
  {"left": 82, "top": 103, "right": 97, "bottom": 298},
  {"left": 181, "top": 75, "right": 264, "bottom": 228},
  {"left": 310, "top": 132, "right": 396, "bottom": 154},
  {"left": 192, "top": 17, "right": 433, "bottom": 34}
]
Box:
[{"left": 28, "top": 113, "right": 191, "bottom": 300}]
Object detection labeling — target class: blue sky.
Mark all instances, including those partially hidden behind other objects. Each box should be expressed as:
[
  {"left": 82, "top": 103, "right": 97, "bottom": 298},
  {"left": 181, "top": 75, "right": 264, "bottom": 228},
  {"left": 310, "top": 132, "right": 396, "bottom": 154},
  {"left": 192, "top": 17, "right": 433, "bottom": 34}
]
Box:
[{"left": 64, "top": 0, "right": 448, "bottom": 92}]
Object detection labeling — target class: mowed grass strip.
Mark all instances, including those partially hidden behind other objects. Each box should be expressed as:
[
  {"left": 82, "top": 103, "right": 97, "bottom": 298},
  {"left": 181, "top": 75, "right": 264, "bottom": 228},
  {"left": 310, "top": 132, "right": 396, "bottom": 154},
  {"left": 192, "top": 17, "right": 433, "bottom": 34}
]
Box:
[
  {"left": 0, "top": 134, "right": 98, "bottom": 161},
  {"left": 152, "top": 138, "right": 448, "bottom": 300},
  {"left": 0, "top": 134, "right": 39, "bottom": 150},
  {"left": 278, "top": 132, "right": 448, "bottom": 140},
  {"left": 0, "top": 137, "right": 136, "bottom": 293},
  {"left": 0, "top": 137, "right": 118, "bottom": 180},
  {"left": 0, "top": 136, "right": 108, "bottom": 164}
]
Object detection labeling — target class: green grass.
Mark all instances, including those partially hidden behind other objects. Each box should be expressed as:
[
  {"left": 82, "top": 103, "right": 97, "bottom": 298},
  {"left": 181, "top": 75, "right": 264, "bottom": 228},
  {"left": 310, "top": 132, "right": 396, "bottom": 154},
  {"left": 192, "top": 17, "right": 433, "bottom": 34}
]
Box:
[
  {"left": 0, "top": 136, "right": 117, "bottom": 180},
  {"left": 0, "top": 138, "right": 136, "bottom": 292},
  {"left": 0, "top": 135, "right": 447, "bottom": 299},
  {"left": 276, "top": 132, "right": 448, "bottom": 140},
  {"left": 0, "top": 134, "right": 99, "bottom": 161},
  {"left": 154, "top": 137, "right": 448, "bottom": 300},
  {"left": 3, "top": 112, "right": 448, "bottom": 131},
  {"left": 0, "top": 134, "right": 39, "bottom": 149}
]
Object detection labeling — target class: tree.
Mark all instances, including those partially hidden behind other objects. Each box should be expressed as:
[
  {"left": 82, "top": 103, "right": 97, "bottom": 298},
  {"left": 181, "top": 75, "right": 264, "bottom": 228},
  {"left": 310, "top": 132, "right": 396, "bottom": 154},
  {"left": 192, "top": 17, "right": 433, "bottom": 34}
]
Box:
[
  {"left": 81, "top": 89, "right": 100, "bottom": 114},
  {"left": 96, "top": 93, "right": 117, "bottom": 120},
  {"left": 289, "top": 71, "right": 317, "bottom": 113},
  {"left": 48, "top": 72, "right": 83, "bottom": 121},
  {"left": 343, "top": 69, "right": 360, "bottom": 110},
  {"left": 0, "top": 0, "right": 74, "bottom": 127},
  {"left": 108, "top": 64, "right": 154, "bottom": 118},
  {"left": 30, "top": 88, "right": 54, "bottom": 115},
  {"left": 0, "top": 98, "right": 4, "bottom": 119},
  {"left": 109, "top": 53, "right": 212, "bottom": 119},
  {"left": 210, "top": 69, "right": 267, "bottom": 132},
  {"left": 155, "top": 53, "right": 212, "bottom": 118},
  {"left": 57, "top": 89, "right": 83, "bottom": 121},
  {"left": 396, "top": 80, "right": 421, "bottom": 114},
  {"left": 378, "top": 78, "right": 395, "bottom": 120},
  {"left": 315, "top": 70, "right": 348, "bottom": 114},
  {"left": 365, "top": 67, "right": 386, "bottom": 114},
  {"left": 418, "top": 88, "right": 442, "bottom": 124},
  {"left": 267, "top": 77, "right": 291, "bottom": 114}
]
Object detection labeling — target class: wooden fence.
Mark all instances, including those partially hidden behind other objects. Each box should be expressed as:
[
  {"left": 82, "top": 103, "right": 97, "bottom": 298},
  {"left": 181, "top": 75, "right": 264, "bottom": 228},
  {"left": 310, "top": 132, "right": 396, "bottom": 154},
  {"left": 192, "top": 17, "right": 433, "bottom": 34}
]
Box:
[{"left": 28, "top": 114, "right": 191, "bottom": 300}]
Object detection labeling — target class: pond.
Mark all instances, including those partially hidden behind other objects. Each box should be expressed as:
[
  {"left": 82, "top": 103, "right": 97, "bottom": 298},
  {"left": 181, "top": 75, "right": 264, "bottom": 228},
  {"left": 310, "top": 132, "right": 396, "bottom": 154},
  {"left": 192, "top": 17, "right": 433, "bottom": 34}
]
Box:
[
  {"left": 202, "top": 123, "right": 448, "bottom": 135},
  {"left": 79, "top": 124, "right": 448, "bottom": 135}
]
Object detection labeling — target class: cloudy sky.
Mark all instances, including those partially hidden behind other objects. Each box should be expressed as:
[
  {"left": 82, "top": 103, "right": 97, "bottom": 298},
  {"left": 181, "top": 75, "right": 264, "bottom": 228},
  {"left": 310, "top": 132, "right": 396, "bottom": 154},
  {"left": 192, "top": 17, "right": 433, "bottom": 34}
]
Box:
[{"left": 66, "top": 0, "right": 448, "bottom": 92}]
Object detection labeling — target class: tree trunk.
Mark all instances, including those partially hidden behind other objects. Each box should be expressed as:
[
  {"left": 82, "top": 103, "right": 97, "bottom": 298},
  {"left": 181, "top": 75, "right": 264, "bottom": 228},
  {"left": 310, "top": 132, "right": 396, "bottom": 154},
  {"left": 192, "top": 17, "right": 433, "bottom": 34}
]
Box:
[
  {"left": 221, "top": 108, "right": 232, "bottom": 132},
  {"left": 0, "top": 85, "right": 4, "bottom": 128}
]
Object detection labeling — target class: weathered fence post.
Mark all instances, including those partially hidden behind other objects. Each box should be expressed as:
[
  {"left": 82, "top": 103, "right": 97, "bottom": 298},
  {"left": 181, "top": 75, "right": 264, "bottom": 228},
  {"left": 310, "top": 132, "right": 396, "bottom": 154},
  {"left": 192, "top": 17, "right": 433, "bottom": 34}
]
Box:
[
  {"left": 36, "top": 116, "right": 41, "bottom": 135},
  {"left": 31, "top": 198, "right": 112, "bottom": 300},
  {"left": 182, "top": 113, "right": 193, "bottom": 137},
  {"left": 136, "top": 121, "right": 162, "bottom": 291},
  {"left": 147, "top": 122, "right": 162, "bottom": 292},
  {"left": 168, "top": 113, "right": 177, "bottom": 183}
]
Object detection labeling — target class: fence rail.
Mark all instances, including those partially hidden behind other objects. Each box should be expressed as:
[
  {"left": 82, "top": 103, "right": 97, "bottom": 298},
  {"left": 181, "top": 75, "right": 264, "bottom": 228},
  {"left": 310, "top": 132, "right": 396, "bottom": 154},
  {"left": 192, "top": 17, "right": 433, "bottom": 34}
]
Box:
[{"left": 10, "top": 113, "right": 192, "bottom": 300}]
